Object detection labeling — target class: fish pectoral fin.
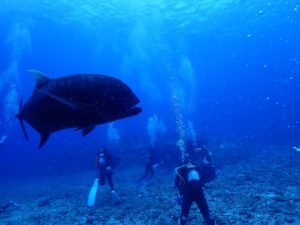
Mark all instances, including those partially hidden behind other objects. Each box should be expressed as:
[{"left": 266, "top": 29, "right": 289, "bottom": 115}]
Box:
[
  {"left": 36, "top": 88, "right": 84, "bottom": 110},
  {"left": 82, "top": 125, "right": 96, "bottom": 136},
  {"left": 39, "top": 132, "right": 50, "bottom": 148},
  {"left": 28, "top": 70, "right": 50, "bottom": 88}
]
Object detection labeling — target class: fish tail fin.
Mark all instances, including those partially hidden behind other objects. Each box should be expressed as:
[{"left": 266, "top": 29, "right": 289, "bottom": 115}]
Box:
[
  {"left": 39, "top": 133, "right": 50, "bottom": 148},
  {"left": 16, "top": 97, "right": 29, "bottom": 141}
]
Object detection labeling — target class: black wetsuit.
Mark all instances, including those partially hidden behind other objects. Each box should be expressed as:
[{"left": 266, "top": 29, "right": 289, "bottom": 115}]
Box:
[
  {"left": 140, "top": 148, "right": 155, "bottom": 180},
  {"left": 96, "top": 148, "right": 114, "bottom": 190},
  {"left": 175, "top": 164, "right": 215, "bottom": 225}
]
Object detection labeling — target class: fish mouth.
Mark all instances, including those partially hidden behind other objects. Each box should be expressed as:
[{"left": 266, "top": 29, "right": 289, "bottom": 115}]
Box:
[
  {"left": 125, "top": 103, "right": 142, "bottom": 117},
  {"left": 125, "top": 96, "right": 141, "bottom": 116},
  {"left": 125, "top": 104, "right": 142, "bottom": 117}
]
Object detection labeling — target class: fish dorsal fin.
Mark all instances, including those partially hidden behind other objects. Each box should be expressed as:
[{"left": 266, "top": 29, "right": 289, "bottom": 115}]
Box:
[{"left": 28, "top": 69, "right": 50, "bottom": 88}]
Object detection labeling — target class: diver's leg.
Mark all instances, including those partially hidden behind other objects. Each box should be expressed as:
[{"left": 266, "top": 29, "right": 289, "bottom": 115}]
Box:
[
  {"left": 106, "top": 169, "right": 114, "bottom": 190},
  {"left": 179, "top": 192, "right": 193, "bottom": 225},
  {"left": 195, "top": 188, "right": 214, "bottom": 224},
  {"left": 99, "top": 169, "right": 106, "bottom": 186}
]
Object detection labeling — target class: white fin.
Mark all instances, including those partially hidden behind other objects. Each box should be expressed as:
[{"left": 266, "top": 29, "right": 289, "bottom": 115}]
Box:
[
  {"left": 28, "top": 69, "right": 50, "bottom": 87},
  {"left": 87, "top": 178, "right": 99, "bottom": 207}
]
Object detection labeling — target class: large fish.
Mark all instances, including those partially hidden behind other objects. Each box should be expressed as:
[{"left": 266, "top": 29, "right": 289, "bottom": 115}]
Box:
[{"left": 16, "top": 70, "right": 142, "bottom": 148}]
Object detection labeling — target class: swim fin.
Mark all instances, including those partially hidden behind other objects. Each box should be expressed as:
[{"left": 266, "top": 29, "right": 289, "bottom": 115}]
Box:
[{"left": 87, "top": 178, "right": 99, "bottom": 207}]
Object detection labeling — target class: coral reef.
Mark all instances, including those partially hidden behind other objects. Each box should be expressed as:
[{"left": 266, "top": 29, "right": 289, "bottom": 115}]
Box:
[{"left": 0, "top": 146, "right": 299, "bottom": 224}]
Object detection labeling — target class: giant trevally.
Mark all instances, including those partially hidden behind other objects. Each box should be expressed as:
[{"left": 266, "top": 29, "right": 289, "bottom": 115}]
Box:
[{"left": 16, "top": 70, "right": 142, "bottom": 148}]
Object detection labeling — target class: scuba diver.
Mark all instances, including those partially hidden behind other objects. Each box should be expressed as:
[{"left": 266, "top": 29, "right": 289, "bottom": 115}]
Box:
[
  {"left": 96, "top": 146, "right": 115, "bottom": 190},
  {"left": 87, "top": 146, "right": 121, "bottom": 207},
  {"left": 139, "top": 147, "right": 156, "bottom": 181},
  {"left": 175, "top": 141, "right": 216, "bottom": 225}
]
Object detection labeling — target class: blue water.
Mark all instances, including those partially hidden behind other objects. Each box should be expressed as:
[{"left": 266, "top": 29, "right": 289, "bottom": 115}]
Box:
[{"left": 0, "top": 0, "right": 299, "bottom": 178}]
